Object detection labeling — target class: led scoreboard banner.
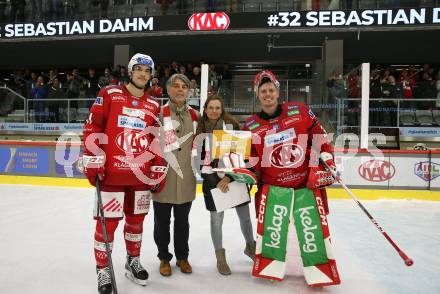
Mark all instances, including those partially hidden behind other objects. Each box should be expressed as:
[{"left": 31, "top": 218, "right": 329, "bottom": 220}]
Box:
[{"left": 1, "top": 7, "right": 440, "bottom": 40}]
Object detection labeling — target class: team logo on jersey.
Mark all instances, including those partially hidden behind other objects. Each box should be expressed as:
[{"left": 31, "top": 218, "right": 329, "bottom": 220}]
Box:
[
  {"left": 122, "top": 107, "right": 145, "bottom": 119},
  {"left": 414, "top": 161, "right": 440, "bottom": 181},
  {"left": 94, "top": 97, "right": 103, "bottom": 105},
  {"left": 115, "top": 130, "right": 150, "bottom": 154},
  {"left": 118, "top": 115, "right": 146, "bottom": 130},
  {"left": 264, "top": 128, "right": 296, "bottom": 147},
  {"left": 269, "top": 144, "right": 304, "bottom": 168}
]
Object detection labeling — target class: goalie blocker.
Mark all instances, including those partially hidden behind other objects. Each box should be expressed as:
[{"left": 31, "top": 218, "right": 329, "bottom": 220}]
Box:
[{"left": 253, "top": 184, "right": 340, "bottom": 287}]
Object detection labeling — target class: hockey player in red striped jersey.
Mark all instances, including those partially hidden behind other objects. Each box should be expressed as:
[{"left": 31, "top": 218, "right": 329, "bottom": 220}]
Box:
[
  {"left": 243, "top": 70, "right": 340, "bottom": 287},
  {"left": 83, "top": 53, "right": 167, "bottom": 294}
]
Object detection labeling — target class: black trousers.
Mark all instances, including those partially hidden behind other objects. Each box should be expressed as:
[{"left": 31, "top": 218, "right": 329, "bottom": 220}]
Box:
[{"left": 153, "top": 201, "right": 192, "bottom": 261}]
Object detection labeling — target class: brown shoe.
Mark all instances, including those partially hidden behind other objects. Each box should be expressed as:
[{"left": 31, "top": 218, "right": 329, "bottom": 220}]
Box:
[
  {"left": 176, "top": 259, "right": 192, "bottom": 274},
  {"left": 159, "top": 260, "right": 172, "bottom": 277}
]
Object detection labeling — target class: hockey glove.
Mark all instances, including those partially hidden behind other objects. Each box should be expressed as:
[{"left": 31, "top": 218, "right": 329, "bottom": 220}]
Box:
[
  {"left": 213, "top": 153, "right": 257, "bottom": 185},
  {"left": 306, "top": 152, "right": 336, "bottom": 190},
  {"left": 82, "top": 155, "right": 105, "bottom": 187},
  {"left": 148, "top": 165, "right": 168, "bottom": 193}
]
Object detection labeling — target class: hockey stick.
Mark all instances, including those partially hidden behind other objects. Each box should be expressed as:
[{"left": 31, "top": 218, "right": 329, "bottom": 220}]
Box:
[
  {"left": 96, "top": 177, "right": 119, "bottom": 294},
  {"left": 322, "top": 159, "right": 414, "bottom": 267}
]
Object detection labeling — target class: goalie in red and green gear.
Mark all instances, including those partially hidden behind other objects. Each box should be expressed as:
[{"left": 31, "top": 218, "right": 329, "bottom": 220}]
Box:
[{"left": 244, "top": 70, "right": 340, "bottom": 287}]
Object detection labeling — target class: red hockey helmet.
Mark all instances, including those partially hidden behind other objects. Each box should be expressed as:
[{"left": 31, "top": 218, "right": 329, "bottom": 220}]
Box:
[{"left": 253, "top": 70, "right": 280, "bottom": 95}]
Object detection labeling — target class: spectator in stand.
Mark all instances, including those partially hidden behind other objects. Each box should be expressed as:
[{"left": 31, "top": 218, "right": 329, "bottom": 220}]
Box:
[
  {"left": 399, "top": 69, "right": 416, "bottom": 110},
  {"left": 192, "top": 66, "right": 201, "bottom": 86},
  {"left": 380, "top": 69, "right": 391, "bottom": 85},
  {"left": 65, "top": 72, "right": 81, "bottom": 98},
  {"left": 10, "top": 0, "right": 26, "bottom": 23},
  {"left": 209, "top": 64, "right": 219, "bottom": 89},
  {"left": 47, "top": 77, "right": 66, "bottom": 122},
  {"left": 98, "top": 67, "right": 113, "bottom": 88},
  {"left": 160, "top": 67, "right": 173, "bottom": 95},
  {"left": 83, "top": 68, "right": 100, "bottom": 104},
  {"left": 179, "top": 66, "right": 188, "bottom": 78},
  {"left": 380, "top": 75, "right": 400, "bottom": 126},
  {"left": 31, "top": 76, "right": 48, "bottom": 122},
  {"left": 171, "top": 61, "right": 180, "bottom": 74},
  {"left": 417, "top": 72, "right": 437, "bottom": 108},
  {"left": 326, "top": 69, "right": 344, "bottom": 100},
  {"left": 146, "top": 78, "right": 164, "bottom": 99},
  {"left": 186, "top": 63, "right": 194, "bottom": 80},
  {"left": 26, "top": 72, "right": 38, "bottom": 99},
  {"left": 189, "top": 79, "right": 200, "bottom": 98},
  {"left": 419, "top": 63, "right": 434, "bottom": 81},
  {"left": 119, "top": 66, "right": 129, "bottom": 84}
]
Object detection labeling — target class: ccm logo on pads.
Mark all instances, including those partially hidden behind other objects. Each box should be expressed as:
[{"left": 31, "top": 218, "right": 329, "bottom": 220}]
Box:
[{"left": 188, "top": 12, "right": 230, "bottom": 30}]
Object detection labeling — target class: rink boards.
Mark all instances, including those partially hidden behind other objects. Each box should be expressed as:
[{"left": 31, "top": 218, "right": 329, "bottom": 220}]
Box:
[{"left": 0, "top": 174, "right": 439, "bottom": 201}]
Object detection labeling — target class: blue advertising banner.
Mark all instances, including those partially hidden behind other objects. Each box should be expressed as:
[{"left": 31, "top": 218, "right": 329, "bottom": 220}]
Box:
[{"left": 0, "top": 147, "right": 49, "bottom": 174}]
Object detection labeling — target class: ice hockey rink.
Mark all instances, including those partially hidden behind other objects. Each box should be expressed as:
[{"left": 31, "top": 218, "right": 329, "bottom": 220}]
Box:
[{"left": 0, "top": 184, "right": 439, "bottom": 294}]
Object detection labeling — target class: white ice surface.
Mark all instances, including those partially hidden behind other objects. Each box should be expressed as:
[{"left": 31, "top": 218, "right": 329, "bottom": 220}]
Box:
[{"left": 0, "top": 184, "right": 439, "bottom": 294}]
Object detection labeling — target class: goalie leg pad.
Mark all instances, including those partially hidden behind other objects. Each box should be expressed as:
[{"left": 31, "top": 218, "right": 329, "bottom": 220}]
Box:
[
  {"left": 294, "top": 188, "right": 340, "bottom": 287},
  {"left": 253, "top": 185, "right": 294, "bottom": 281}
]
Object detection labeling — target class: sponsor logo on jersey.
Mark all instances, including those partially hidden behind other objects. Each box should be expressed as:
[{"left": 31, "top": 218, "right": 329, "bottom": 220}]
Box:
[
  {"left": 265, "top": 204, "right": 288, "bottom": 250},
  {"left": 132, "top": 100, "right": 139, "bottom": 107},
  {"left": 269, "top": 144, "right": 304, "bottom": 168},
  {"left": 272, "top": 124, "right": 279, "bottom": 131},
  {"left": 144, "top": 102, "right": 156, "bottom": 112},
  {"left": 94, "top": 96, "right": 103, "bottom": 105},
  {"left": 276, "top": 170, "right": 307, "bottom": 183},
  {"left": 255, "top": 125, "right": 270, "bottom": 135},
  {"left": 111, "top": 95, "right": 126, "bottom": 102},
  {"left": 118, "top": 115, "right": 146, "bottom": 130},
  {"left": 308, "top": 109, "right": 316, "bottom": 119},
  {"left": 358, "top": 160, "right": 395, "bottom": 182},
  {"left": 248, "top": 122, "right": 260, "bottom": 130},
  {"left": 115, "top": 130, "right": 150, "bottom": 154},
  {"left": 107, "top": 88, "right": 123, "bottom": 95},
  {"left": 122, "top": 107, "right": 145, "bottom": 119},
  {"left": 287, "top": 104, "right": 299, "bottom": 110},
  {"left": 282, "top": 116, "right": 301, "bottom": 128},
  {"left": 134, "top": 191, "right": 151, "bottom": 214},
  {"left": 188, "top": 12, "right": 230, "bottom": 31},
  {"left": 113, "top": 155, "right": 146, "bottom": 169},
  {"left": 264, "top": 128, "right": 296, "bottom": 147},
  {"left": 287, "top": 109, "right": 300, "bottom": 116},
  {"left": 414, "top": 161, "right": 440, "bottom": 181}
]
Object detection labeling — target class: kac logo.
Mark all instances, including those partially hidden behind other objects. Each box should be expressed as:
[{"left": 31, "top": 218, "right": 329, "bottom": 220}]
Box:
[
  {"left": 269, "top": 144, "right": 304, "bottom": 168},
  {"left": 414, "top": 161, "right": 440, "bottom": 182},
  {"left": 358, "top": 160, "right": 395, "bottom": 182},
  {"left": 188, "top": 12, "right": 230, "bottom": 30}
]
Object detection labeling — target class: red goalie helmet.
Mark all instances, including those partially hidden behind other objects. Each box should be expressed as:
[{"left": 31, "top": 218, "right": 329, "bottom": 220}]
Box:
[{"left": 253, "top": 70, "right": 280, "bottom": 95}]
